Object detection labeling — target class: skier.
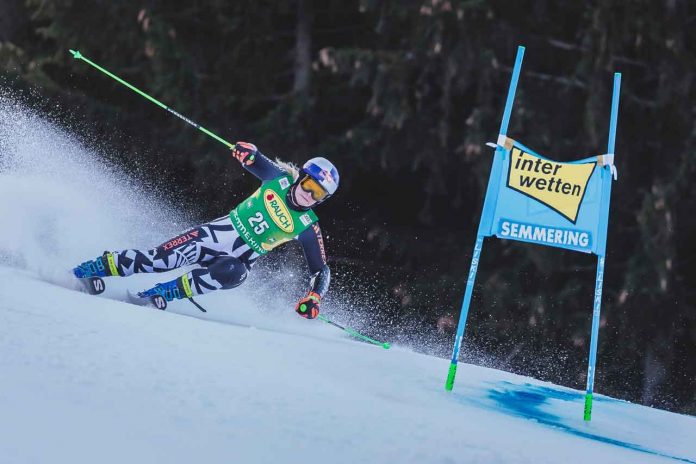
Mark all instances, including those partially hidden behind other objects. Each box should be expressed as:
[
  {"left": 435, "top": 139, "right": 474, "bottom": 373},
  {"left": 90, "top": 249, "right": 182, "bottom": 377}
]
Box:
[{"left": 72, "top": 142, "right": 338, "bottom": 319}]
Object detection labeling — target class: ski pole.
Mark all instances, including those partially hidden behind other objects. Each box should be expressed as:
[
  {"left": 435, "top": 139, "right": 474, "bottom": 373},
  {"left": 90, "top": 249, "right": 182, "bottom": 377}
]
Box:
[
  {"left": 187, "top": 297, "right": 207, "bottom": 313},
  {"left": 317, "top": 314, "right": 390, "bottom": 349},
  {"left": 68, "top": 49, "right": 234, "bottom": 149},
  {"left": 71, "top": 49, "right": 388, "bottom": 350}
]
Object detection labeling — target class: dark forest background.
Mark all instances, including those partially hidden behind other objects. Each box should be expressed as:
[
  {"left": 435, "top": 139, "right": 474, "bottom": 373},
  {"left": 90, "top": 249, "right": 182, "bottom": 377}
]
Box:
[{"left": 1, "top": 0, "right": 694, "bottom": 414}]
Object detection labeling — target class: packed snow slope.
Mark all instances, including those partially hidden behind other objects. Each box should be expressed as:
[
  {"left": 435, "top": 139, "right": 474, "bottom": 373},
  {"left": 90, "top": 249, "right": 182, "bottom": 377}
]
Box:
[
  {"left": 1, "top": 92, "right": 694, "bottom": 464},
  {"left": 1, "top": 269, "right": 695, "bottom": 464}
]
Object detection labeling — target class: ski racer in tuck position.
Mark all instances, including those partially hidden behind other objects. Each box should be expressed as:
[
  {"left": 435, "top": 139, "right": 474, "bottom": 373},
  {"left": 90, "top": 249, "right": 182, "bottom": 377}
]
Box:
[{"left": 72, "top": 142, "right": 339, "bottom": 319}]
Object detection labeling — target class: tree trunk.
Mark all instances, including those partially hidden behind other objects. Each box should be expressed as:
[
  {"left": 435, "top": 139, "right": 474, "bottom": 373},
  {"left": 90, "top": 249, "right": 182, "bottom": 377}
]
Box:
[{"left": 0, "top": 0, "right": 28, "bottom": 42}]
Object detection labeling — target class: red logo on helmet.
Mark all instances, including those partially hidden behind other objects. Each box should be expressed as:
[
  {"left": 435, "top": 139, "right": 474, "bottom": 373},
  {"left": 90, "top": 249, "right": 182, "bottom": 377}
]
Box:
[{"left": 321, "top": 169, "right": 334, "bottom": 184}]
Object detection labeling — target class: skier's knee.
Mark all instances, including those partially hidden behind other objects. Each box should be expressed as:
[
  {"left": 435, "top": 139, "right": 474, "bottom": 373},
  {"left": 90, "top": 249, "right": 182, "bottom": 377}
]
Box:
[{"left": 207, "top": 256, "right": 247, "bottom": 289}]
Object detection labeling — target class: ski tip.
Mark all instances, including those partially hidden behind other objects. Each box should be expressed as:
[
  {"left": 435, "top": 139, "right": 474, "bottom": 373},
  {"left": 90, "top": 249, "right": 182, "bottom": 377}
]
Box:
[
  {"left": 382, "top": 342, "right": 390, "bottom": 350},
  {"left": 69, "top": 49, "right": 82, "bottom": 59}
]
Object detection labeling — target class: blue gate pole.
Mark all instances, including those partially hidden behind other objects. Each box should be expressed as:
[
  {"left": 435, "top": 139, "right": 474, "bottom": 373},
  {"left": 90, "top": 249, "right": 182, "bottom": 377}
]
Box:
[
  {"left": 584, "top": 72, "right": 621, "bottom": 420},
  {"left": 445, "top": 235, "right": 484, "bottom": 390},
  {"left": 585, "top": 255, "right": 606, "bottom": 420},
  {"left": 446, "top": 46, "right": 525, "bottom": 391}
]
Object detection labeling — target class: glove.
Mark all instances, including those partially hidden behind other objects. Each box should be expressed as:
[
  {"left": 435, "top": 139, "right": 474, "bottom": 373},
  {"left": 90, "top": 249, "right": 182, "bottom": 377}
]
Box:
[
  {"left": 295, "top": 292, "right": 320, "bottom": 319},
  {"left": 232, "top": 141, "right": 257, "bottom": 166}
]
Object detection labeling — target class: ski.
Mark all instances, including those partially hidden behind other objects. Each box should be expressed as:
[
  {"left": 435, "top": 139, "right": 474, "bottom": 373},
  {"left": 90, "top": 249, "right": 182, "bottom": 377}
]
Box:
[
  {"left": 126, "top": 291, "right": 168, "bottom": 311},
  {"left": 76, "top": 276, "right": 106, "bottom": 295},
  {"left": 74, "top": 276, "right": 167, "bottom": 311}
]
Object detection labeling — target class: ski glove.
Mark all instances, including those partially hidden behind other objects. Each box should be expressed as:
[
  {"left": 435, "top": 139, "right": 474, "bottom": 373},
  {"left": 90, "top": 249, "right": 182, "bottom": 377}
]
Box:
[
  {"left": 232, "top": 141, "right": 257, "bottom": 166},
  {"left": 295, "top": 292, "right": 320, "bottom": 319}
]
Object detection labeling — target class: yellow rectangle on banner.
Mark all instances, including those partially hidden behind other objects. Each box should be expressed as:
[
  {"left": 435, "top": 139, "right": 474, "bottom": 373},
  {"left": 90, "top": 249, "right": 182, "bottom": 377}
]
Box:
[{"left": 507, "top": 148, "right": 596, "bottom": 223}]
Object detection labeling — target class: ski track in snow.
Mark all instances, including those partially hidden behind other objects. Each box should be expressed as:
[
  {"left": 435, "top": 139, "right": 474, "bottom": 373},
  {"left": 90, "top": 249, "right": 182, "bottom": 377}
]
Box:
[{"left": 1, "top": 92, "right": 695, "bottom": 464}]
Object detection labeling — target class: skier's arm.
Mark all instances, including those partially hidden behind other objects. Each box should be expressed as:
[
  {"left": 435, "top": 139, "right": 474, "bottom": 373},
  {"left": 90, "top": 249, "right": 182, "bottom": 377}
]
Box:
[
  {"left": 294, "top": 224, "right": 330, "bottom": 319},
  {"left": 231, "top": 141, "right": 285, "bottom": 181}
]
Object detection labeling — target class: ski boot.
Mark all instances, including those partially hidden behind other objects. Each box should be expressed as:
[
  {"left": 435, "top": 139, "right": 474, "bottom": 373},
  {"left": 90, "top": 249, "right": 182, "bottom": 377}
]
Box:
[
  {"left": 128, "top": 277, "right": 187, "bottom": 311},
  {"left": 73, "top": 252, "right": 118, "bottom": 295}
]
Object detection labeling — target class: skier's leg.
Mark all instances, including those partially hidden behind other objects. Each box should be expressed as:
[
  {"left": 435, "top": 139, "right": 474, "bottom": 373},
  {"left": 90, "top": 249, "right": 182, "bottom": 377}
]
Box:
[
  {"left": 188, "top": 255, "right": 249, "bottom": 292},
  {"left": 135, "top": 221, "right": 261, "bottom": 306},
  {"left": 130, "top": 216, "right": 261, "bottom": 308},
  {"left": 137, "top": 255, "right": 249, "bottom": 303},
  {"left": 72, "top": 216, "right": 239, "bottom": 279},
  {"left": 73, "top": 240, "right": 196, "bottom": 279}
]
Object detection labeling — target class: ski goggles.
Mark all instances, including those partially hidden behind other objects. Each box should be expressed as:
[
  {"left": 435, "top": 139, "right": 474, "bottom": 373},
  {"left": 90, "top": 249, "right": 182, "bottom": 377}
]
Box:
[{"left": 299, "top": 174, "right": 330, "bottom": 201}]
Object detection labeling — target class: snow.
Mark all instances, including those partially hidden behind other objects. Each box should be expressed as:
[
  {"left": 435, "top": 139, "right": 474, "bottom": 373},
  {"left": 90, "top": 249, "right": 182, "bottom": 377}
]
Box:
[
  {"left": 0, "top": 268, "right": 694, "bottom": 464},
  {"left": 1, "top": 92, "right": 694, "bottom": 464}
]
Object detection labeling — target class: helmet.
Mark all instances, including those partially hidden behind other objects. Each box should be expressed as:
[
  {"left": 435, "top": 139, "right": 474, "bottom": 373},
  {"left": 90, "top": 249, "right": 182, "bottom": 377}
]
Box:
[{"left": 300, "top": 157, "right": 339, "bottom": 202}]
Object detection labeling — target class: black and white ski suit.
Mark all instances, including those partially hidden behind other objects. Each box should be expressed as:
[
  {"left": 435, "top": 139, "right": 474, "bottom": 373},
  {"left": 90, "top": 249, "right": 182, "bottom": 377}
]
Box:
[{"left": 106, "top": 151, "right": 331, "bottom": 298}]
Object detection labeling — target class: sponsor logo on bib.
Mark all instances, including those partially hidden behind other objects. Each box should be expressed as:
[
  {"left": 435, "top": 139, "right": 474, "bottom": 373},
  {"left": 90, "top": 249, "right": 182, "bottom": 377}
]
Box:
[
  {"left": 300, "top": 214, "right": 312, "bottom": 226},
  {"left": 263, "top": 189, "right": 294, "bottom": 233},
  {"left": 261, "top": 236, "right": 292, "bottom": 251}
]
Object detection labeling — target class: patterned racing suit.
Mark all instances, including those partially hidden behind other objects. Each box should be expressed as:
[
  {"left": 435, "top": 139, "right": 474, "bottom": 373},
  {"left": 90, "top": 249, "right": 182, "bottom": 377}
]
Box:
[{"left": 101, "top": 150, "right": 330, "bottom": 300}]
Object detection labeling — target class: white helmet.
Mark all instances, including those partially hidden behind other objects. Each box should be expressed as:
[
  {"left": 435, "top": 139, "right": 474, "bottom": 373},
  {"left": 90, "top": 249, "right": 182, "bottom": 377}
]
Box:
[{"left": 301, "top": 157, "right": 339, "bottom": 200}]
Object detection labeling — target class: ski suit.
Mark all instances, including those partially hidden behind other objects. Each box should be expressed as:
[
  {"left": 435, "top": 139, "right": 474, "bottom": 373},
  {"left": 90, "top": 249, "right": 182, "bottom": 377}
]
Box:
[{"left": 102, "top": 149, "right": 330, "bottom": 300}]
